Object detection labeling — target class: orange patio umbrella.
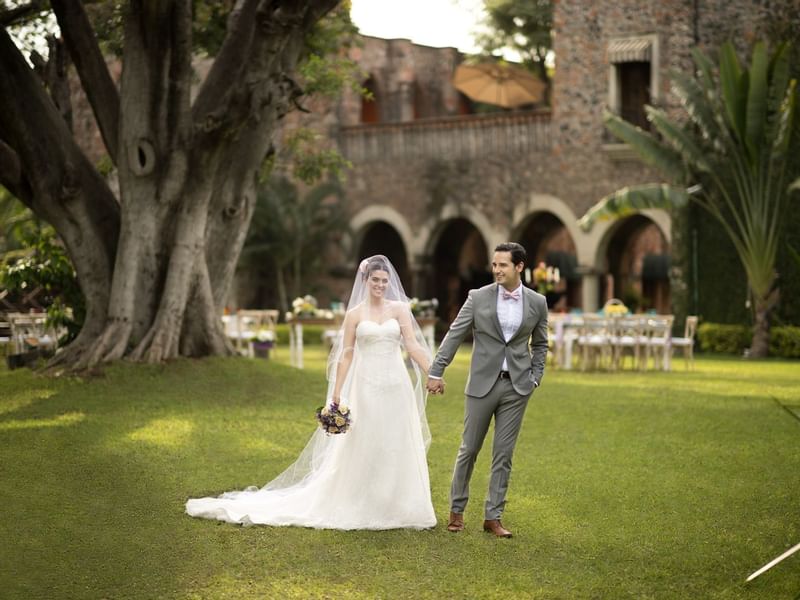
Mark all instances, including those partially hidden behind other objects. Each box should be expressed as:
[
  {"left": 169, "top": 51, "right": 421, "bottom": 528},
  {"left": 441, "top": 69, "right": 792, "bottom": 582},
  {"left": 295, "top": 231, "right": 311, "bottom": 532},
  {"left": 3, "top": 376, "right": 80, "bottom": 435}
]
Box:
[{"left": 453, "top": 62, "right": 546, "bottom": 109}]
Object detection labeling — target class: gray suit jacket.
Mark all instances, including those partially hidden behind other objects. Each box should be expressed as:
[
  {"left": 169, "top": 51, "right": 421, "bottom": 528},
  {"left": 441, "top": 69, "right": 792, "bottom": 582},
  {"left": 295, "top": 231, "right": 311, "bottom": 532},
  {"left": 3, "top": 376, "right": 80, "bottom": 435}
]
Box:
[{"left": 430, "top": 283, "right": 548, "bottom": 398}]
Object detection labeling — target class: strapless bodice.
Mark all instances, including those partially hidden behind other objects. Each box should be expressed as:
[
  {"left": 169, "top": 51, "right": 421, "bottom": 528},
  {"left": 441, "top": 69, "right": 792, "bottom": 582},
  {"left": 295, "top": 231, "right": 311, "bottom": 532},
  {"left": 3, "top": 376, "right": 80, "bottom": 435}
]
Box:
[{"left": 356, "top": 318, "right": 401, "bottom": 355}]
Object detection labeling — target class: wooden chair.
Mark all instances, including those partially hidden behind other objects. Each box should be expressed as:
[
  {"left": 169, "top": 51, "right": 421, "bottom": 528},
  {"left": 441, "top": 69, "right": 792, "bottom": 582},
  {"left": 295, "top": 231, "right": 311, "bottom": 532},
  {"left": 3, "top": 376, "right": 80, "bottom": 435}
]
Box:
[
  {"left": 609, "top": 315, "right": 647, "bottom": 370},
  {"left": 576, "top": 315, "right": 612, "bottom": 371},
  {"left": 7, "top": 312, "right": 56, "bottom": 354},
  {"left": 643, "top": 315, "right": 675, "bottom": 371},
  {"left": 0, "top": 316, "right": 11, "bottom": 358},
  {"left": 671, "top": 316, "right": 698, "bottom": 369},
  {"left": 223, "top": 310, "right": 279, "bottom": 357}
]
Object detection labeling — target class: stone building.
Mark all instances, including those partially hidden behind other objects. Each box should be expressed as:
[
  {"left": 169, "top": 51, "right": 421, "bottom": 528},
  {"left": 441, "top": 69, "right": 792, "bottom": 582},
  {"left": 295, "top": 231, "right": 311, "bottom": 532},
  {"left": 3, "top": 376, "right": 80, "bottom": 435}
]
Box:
[
  {"left": 299, "top": 0, "right": 788, "bottom": 325},
  {"left": 65, "top": 1, "right": 795, "bottom": 324}
]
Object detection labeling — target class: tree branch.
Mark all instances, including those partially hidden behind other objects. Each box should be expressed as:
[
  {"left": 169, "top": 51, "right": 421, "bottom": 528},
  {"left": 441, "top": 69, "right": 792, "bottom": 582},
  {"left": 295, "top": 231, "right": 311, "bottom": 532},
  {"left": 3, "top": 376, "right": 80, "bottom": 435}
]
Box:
[
  {"left": 192, "top": 0, "right": 261, "bottom": 123},
  {"left": 50, "top": 0, "right": 120, "bottom": 162},
  {"left": 0, "top": 138, "right": 24, "bottom": 199},
  {"left": 0, "top": 0, "right": 49, "bottom": 27},
  {"left": 31, "top": 35, "right": 73, "bottom": 130}
]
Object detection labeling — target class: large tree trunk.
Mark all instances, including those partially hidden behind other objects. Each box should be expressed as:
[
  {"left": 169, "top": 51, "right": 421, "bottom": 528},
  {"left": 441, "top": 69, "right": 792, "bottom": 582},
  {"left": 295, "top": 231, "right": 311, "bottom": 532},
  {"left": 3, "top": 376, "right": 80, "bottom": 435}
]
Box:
[{"left": 0, "top": 0, "right": 339, "bottom": 370}]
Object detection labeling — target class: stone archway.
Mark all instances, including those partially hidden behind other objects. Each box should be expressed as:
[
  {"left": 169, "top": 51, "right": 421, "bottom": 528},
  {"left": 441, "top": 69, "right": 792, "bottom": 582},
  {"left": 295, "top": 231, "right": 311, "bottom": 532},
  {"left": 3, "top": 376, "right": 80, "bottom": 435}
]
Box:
[
  {"left": 514, "top": 211, "right": 580, "bottom": 310},
  {"left": 428, "top": 218, "right": 491, "bottom": 324},
  {"left": 356, "top": 221, "right": 410, "bottom": 291},
  {"left": 598, "top": 214, "right": 671, "bottom": 313},
  {"left": 361, "top": 74, "right": 380, "bottom": 123}
]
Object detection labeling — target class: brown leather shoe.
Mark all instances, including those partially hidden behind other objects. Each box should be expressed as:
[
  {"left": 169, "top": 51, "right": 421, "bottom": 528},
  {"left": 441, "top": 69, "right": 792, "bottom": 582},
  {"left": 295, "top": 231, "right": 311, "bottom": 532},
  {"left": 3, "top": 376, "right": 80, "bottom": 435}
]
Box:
[
  {"left": 447, "top": 512, "right": 464, "bottom": 532},
  {"left": 483, "top": 519, "right": 512, "bottom": 538}
]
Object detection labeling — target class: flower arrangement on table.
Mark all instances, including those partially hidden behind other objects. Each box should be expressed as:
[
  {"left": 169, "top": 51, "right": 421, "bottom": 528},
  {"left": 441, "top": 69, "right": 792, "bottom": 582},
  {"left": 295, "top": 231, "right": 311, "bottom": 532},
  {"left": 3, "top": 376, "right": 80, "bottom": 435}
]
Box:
[
  {"left": 602, "top": 301, "right": 629, "bottom": 316},
  {"left": 286, "top": 295, "right": 334, "bottom": 321},
  {"left": 315, "top": 404, "right": 351, "bottom": 435},
  {"left": 409, "top": 297, "right": 439, "bottom": 318},
  {"left": 532, "top": 262, "right": 560, "bottom": 294}
]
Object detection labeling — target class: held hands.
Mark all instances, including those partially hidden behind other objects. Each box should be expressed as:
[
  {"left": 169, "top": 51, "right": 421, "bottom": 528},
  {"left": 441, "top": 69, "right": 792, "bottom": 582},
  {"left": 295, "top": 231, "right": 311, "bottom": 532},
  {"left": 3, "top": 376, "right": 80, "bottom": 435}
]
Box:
[{"left": 426, "top": 378, "right": 445, "bottom": 395}]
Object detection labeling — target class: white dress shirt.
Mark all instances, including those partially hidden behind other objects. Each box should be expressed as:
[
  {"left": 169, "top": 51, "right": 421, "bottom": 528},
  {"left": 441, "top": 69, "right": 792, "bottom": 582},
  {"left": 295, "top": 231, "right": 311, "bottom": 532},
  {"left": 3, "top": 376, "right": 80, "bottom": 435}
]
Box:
[{"left": 497, "top": 284, "right": 523, "bottom": 371}]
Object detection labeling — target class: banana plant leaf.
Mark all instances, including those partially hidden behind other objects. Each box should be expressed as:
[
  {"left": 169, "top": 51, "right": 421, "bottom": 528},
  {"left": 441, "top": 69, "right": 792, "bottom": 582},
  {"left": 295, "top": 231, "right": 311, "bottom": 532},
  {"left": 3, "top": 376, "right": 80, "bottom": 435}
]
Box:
[{"left": 578, "top": 183, "right": 695, "bottom": 232}]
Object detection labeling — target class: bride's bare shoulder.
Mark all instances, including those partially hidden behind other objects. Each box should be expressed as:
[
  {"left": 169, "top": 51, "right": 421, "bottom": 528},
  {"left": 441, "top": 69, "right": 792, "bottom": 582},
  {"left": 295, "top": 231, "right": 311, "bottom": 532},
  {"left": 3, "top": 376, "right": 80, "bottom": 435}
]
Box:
[
  {"left": 386, "top": 300, "right": 411, "bottom": 316},
  {"left": 345, "top": 304, "right": 364, "bottom": 323}
]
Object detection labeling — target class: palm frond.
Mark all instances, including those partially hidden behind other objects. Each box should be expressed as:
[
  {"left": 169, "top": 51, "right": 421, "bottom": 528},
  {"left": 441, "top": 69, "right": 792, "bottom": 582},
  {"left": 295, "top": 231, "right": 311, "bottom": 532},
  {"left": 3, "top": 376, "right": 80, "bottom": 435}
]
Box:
[
  {"left": 719, "top": 42, "right": 746, "bottom": 140},
  {"left": 578, "top": 183, "right": 691, "bottom": 232},
  {"left": 769, "top": 79, "right": 797, "bottom": 163},
  {"left": 764, "top": 42, "right": 791, "bottom": 143},
  {"left": 691, "top": 46, "right": 715, "bottom": 91},
  {"left": 671, "top": 71, "right": 719, "bottom": 143},
  {"left": 744, "top": 41, "right": 768, "bottom": 162},
  {"left": 603, "top": 111, "right": 686, "bottom": 181},
  {"left": 646, "top": 107, "right": 713, "bottom": 173}
]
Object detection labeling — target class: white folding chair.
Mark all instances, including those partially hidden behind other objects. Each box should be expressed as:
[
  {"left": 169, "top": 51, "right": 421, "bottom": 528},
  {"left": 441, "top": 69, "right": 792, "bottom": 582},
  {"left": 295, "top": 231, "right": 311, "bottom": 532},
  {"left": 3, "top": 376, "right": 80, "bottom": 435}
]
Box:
[
  {"left": 576, "top": 315, "right": 612, "bottom": 371},
  {"left": 644, "top": 315, "right": 675, "bottom": 371},
  {"left": 609, "top": 315, "right": 647, "bottom": 370},
  {"left": 671, "top": 316, "right": 698, "bottom": 370}
]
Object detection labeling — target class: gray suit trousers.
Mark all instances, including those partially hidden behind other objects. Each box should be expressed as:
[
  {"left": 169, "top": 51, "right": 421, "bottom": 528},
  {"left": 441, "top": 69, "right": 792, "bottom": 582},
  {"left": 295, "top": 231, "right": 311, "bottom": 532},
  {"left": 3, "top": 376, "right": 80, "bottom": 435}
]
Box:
[{"left": 450, "top": 375, "right": 530, "bottom": 520}]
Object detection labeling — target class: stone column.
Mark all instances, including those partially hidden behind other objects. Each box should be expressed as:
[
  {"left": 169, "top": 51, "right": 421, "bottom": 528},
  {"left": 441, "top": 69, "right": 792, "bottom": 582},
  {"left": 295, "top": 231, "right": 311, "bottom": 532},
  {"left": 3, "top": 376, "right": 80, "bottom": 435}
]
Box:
[
  {"left": 579, "top": 269, "right": 601, "bottom": 312},
  {"left": 410, "top": 254, "right": 434, "bottom": 299}
]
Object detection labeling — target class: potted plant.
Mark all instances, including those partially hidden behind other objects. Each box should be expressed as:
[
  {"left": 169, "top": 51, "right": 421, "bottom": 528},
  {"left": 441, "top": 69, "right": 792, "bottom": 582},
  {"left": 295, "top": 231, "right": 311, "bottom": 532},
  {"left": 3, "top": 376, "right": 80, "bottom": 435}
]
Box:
[{"left": 251, "top": 328, "right": 276, "bottom": 359}]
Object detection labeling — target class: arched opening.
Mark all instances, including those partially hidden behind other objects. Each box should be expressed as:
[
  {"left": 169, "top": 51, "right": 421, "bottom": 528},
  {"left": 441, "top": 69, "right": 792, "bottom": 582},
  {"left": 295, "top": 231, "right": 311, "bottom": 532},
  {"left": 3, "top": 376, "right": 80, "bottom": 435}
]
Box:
[
  {"left": 516, "top": 212, "right": 579, "bottom": 311},
  {"left": 430, "top": 219, "right": 490, "bottom": 324},
  {"left": 604, "top": 215, "right": 670, "bottom": 313},
  {"left": 413, "top": 80, "right": 424, "bottom": 120},
  {"left": 357, "top": 221, "right": 409, "bottom": 291},
  {"left": 457, "top": 92, "right": 473, "bottom": 115},
  {"left": 361, "top": 75, "right": 380, "bottom": 124}
]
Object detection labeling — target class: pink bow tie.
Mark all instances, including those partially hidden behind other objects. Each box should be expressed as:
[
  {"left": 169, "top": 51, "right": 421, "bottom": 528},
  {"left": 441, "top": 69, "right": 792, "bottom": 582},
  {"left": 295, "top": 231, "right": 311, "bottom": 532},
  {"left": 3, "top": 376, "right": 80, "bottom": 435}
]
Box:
[{"left": 502, "top": 289, "right": 520, "bottom": 301}]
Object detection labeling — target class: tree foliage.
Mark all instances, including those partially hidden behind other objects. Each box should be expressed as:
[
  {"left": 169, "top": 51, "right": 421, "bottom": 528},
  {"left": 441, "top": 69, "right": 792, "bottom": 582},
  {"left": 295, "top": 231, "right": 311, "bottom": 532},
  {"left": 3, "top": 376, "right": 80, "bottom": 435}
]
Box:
[
  {"left": 1, "top": 226, "right": 85, "bottom": 343},
  {"left": 475, "top": 0, "right": 552, "bottom": 95},
  {"left": 240, "top": 175, "right": 349, "bottom": 314}
]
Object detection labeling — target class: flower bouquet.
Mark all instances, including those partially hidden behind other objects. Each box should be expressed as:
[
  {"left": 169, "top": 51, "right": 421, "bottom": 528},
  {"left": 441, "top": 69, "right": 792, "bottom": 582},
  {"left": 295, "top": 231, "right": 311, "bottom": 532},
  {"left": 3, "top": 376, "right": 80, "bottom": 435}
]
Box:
[{"left": 315, "top": 404, "right": 351, "bottom": 435}]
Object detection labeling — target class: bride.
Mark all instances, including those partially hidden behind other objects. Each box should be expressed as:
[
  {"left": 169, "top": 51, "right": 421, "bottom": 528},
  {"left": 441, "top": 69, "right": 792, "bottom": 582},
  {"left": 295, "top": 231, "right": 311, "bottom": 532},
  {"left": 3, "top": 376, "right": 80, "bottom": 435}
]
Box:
[{"left": 186, "top": 256, "right": 437, "bottom": 529}]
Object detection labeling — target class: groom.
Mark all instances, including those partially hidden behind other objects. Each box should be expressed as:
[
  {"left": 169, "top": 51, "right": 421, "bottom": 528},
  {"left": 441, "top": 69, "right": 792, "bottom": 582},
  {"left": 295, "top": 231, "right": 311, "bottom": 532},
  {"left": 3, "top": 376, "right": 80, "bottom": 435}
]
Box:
[{"left": 426, "top": 242, "right": 548, "bottom": 538}]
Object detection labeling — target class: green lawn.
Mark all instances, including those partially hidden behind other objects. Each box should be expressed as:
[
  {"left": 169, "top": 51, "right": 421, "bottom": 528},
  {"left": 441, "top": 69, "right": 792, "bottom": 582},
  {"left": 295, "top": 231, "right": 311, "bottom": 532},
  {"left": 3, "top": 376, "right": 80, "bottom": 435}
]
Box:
[{"left": 1, "top": 349, "right": 799, "bottom": 599}]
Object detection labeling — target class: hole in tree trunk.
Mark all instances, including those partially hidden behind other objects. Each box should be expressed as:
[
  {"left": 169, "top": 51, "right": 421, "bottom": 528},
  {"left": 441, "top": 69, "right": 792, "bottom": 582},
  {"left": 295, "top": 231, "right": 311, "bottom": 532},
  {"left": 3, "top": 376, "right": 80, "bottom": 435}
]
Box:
[{"left": 129, "top": 139, "right": 155, "bottom": 176}]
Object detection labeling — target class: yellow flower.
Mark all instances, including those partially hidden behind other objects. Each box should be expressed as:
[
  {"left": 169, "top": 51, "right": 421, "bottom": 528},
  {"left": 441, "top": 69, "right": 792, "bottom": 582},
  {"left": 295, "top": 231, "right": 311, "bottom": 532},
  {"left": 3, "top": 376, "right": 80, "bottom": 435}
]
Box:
[
  {"left": 338, "top": 406, "right": 349, "bottom": 415},
  {"left": 321, "top": 408, "right": 330, "bottom": 416},
  {"left": 335, "top": 416, "right": 346, "bottom": 427}
]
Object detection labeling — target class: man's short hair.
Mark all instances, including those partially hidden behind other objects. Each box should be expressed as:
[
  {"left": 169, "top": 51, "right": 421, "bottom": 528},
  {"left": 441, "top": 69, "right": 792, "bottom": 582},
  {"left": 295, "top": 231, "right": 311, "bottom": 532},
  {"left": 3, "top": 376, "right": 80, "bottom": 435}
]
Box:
[{"left": 495, "top": 242, "right": 527, "bottom": 268}]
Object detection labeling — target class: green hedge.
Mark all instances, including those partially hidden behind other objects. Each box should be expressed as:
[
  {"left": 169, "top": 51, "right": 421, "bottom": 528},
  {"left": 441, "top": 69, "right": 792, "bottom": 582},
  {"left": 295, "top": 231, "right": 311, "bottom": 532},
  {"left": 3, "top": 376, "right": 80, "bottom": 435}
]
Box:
[
  {"left": 274, "top": 324, "right": 332, "bottom": 346},
  {"left": 697, "top": 323, "right": 800, "bottom": 358},
  {"left": 770, "top": 326, "right": 800, "bottom": 358},
  {"left": 697, "top": 323, "right": 751, "bottom": 354}
]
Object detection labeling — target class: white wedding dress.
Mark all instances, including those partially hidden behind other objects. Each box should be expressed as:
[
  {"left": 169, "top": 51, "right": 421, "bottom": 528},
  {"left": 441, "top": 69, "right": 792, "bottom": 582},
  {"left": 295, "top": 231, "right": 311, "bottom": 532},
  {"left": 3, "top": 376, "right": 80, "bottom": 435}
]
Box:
[{"left": 186, "top": 318, "right": 437, "bottom": 530}]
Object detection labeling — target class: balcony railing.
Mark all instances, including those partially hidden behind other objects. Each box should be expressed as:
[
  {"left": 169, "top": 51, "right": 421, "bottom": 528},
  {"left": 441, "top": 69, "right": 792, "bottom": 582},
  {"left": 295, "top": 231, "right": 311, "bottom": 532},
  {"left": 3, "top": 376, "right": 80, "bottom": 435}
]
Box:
[{"left": 337, "top": 110, "right": 552, "bottom": 162}]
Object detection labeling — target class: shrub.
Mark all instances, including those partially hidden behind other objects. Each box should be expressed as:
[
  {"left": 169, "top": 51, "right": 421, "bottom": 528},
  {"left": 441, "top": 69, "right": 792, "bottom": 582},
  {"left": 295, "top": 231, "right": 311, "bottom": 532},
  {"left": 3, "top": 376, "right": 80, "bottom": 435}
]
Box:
[
  {"left": 769, "top": 326, "right": 800, "bottom": 358},
  {"left": 1, "top": 229, "right": 85, "bottom": 345},
  {"left": 275, "top": 324, "right": 330, "bottom": 346},
  {"left": 697, "top": 323, "right": 751, "bottom": 354},
  {"left": 697, "top": 323, "right": 800, "bottom": 358}
]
